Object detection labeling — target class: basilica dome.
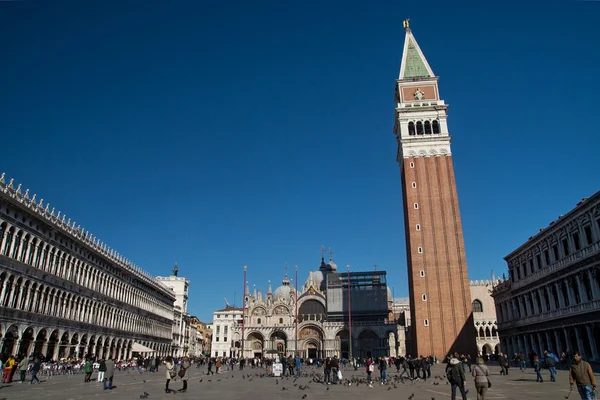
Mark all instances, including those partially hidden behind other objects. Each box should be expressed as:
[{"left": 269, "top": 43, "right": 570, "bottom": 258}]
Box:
[{"left": 274, "top": 274, "right": 295, "bottom": 300}]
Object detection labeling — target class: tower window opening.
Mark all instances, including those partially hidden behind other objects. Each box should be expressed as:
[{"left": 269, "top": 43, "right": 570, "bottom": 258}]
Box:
[
  {"left": 422, "top": 294, "right": 427, "bottom": 301},
  {"left": 416, "top": 224, "right": 421, "bottom": 231},
  {"left": 408, "top": 122, "right": 416, "bottom": 136},
  {"left": 414, "top": 203, "right": 419, "bottom": 209},
  {"left": 412, "top": 182, "right": 417, "bottom": 188},
  {"left": 420, "top": 270, "right": 425, "bottom": 277},
  {"left": 410, "top": 162, "right": 415, "bottom": 168},
  {"left": 424, "top": 319, "right": 429, "bottom": 326},
  {"left": 432, "top": 120, "right": 440, "bottom": 134},
  {"left": 424, "top": 121, "right": 432, "bottom": 134},
  {"left": 416, "top": 121, "right": 424, "bottom": 135},
  {"left": 418, "top": 247, "right": 423, "bottom": 253}
]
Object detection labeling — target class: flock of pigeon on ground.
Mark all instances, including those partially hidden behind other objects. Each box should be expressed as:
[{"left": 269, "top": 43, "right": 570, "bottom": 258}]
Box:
[{"left": 136, "top": 367, "right": 451, "bottom": 399}]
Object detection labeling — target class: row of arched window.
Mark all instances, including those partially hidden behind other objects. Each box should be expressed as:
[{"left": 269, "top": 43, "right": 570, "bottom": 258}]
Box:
[
  {"left": 497, "top": 268, "right": 600, "bottom": 324},
  {"left": 508, "top": 213, "right": 599, "bottom": 283},
  {"left": 0, "top": 219, "right": 173, "bottom": 322},
  {"left": 408, "top": 120, "right": 441, "bottom": 135},
  {"left": 0, "top": 271, "right": 170, "bottom": 338}
]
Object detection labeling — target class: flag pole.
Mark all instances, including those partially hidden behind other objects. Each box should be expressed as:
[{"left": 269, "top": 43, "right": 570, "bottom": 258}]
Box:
[
  {"left": 347, "top": 264, "right": 353, "bottom": 362},
  {"left": 242, "top": 265, "right": 247, "bottom": 359},
  {"left": 295, "top": 265, "right": 299, "bottom": 358}
]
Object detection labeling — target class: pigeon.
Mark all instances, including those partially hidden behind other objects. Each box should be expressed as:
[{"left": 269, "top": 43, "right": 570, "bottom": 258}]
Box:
[
  {"left": 199, "top": 379, "right": 203, "bottom": 382},
  {"left": 302, "top": 395, "right": 307, "bottom": 399},
  {"left": 282, "top": 387, "right": 288, "bottom": 391},
  {"left": 409, "top": 394, "right": 415, "bottom": 400},
  {"left": 276, "top": 379, "right": 279, "bottom": 385}
]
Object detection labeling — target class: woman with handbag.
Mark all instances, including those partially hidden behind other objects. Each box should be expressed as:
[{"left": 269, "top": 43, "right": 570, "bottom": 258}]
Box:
[
  {"left": 165, "top": 356, "right": 176, "bottom": 393},
  {"left": 472, "top": 357, "right": 491, "bottom": 400},
  {"left": 178, "top": 356, "right": 191, "bottom": 392}
]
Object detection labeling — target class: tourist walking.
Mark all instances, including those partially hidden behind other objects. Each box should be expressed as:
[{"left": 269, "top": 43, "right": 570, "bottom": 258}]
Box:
[
  {"left": 30, "top": 358, "right": 41, "bottom": 384},
  {"left": 84, "top": 358, "right": 93, "bottom": 382},
  {"left": 2, "top": 355, "right": 14, "bottom": 383},
  {"left": 97, "top": 359, "right": 106, "bottom": 383},
  {"left": 207, "top": 358, "right": 214, "bottom": 375},
  {"left": 379, "top": 356, "right": 387, "bottom": 384},
  {"left": 544, "top": 350, "right": 557, "bottom": 382},
  {"left": 295, "top": 354, "right": 301, "bottom": 378},
  {"left": 323, "top": 357, "right": 331, "bottom": 384},
  {"left": 215, "top": 358, "right": 221, "bottom": 374},
  {"left": 569, "top": 351, "right": 597, "bottom": 400},
  {"left": 103, "top": 357, "right": 115, "bottom": 390},
  {"left": 17, "top": 356, "right": 28, "bottom": 383},
  {"left": 178, "top": 356, "right": 190, "bottom": 392},
  {"left": 165, "top": 356, "right": 176, "bottom": 393},
  {"left": 365, "top": 357, "right": 374, "bottom": 387},
  {"left": 533, "top": 355, "right": 543, "bottom": 382},
  {"left": 447, "top": 356, "right": 467, "bottom": 400},
  {"left": 472, "top": 357, "right": 490, "bottom": 400}
]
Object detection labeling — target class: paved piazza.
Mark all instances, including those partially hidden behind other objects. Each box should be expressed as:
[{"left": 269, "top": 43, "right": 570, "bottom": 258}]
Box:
[{"left": 0, "top": 364, "right": 588, "bottom": 400}]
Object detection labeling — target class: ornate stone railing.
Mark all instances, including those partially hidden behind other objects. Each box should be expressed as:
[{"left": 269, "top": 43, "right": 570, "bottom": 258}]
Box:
[
  {"left": 510, "top": 242, "right": 600, "bottom": 291},
  {"left": 498, "top": 299, "right": 600, "bottom": 330}
]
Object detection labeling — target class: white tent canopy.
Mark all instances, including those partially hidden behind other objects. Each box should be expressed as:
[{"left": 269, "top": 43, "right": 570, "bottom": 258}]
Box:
[{"left": 131, "top": 342, "right": 155, "bottom": 353}]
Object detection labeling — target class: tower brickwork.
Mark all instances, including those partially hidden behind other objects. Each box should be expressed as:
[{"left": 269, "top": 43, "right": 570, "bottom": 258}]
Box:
[{"left": 394, "top": 22, "right": 476, "bottom": 358}]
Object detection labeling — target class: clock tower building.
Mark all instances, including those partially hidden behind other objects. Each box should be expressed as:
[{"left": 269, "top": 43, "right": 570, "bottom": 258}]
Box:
[{"left": 393, "top": 21, "right": 476, "bottom": 358}]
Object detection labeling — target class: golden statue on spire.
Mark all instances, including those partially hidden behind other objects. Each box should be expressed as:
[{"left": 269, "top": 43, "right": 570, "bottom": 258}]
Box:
[{"left": 403, "top": 18, "right": 410, "bottom": 29}]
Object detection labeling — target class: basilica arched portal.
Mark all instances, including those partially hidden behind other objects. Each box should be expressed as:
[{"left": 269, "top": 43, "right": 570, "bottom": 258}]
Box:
[{"left": 299, "top": 325, "right": 324, "bottom": 360}]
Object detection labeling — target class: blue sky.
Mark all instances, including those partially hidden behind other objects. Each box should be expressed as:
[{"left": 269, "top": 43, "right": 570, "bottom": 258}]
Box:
[{"left": 1, "top": 0, "right": 598, "bottom": 321}]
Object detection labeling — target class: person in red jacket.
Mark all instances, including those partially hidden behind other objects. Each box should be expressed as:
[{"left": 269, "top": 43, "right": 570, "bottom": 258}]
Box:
[{"left": 365, "top": 357, "right": 374, "bottom": 387}]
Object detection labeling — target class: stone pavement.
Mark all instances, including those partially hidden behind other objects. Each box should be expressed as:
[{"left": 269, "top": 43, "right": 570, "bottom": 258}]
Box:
[{"left": 0, "top": 363, "right": 588, "bottom": 400}]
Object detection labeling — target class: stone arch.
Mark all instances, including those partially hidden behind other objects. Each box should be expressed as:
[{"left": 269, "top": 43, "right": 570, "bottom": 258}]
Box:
[
  {"left": 298, "top": 299, "right": 326, "bottom": 321},
  {"left": 58, "top": 331, "right": 70, "bottom": 359},
  {"left": 46, "top": 329, "right": 60, "bottom": 360},
  {"left": 482, "top": 343, "right": 493, "bottom": 355},
  {"left": 18, "top": 326, "right": 35, "bottom": 356},
  {"left": 1, "top": 323, "right": 20, "bottom": 356},
  {"left": 34, "top": 328, "right": 48, "bottom": 356},
  {"left": 335, "top": 329, "right": 349, "bottom": 359},
  {"left": 270, "top": 330, "right": 287, "bottom": 354},
  {"left": 246, "top": 331, "right": 264, "bottom": 357},
  {"left": 358, "top": 329, "right": 379, "bottom": 359},
  {"left": 70, "top": 333, "right": 79, "bottom": 358}
]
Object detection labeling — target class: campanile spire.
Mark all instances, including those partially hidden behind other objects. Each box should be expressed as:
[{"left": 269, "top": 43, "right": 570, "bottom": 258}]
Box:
[{"left": 393, "top": 22, "right": 476, "bottom": 358}]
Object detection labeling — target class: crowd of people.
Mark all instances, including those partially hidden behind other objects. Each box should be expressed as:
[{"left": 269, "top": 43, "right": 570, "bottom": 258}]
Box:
[{"left": 2, "top": 350, "right": 599, "bottom": 399}]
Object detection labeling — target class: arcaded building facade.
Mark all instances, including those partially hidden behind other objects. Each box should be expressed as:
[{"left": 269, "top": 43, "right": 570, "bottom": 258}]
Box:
[
  {"left": 471, "top": 280, "right": 500, "bottom": 356},
  {"left": 393, "top": 21, "right": 476, "bottom": 358},
  {"left": 0, "top": 174, "right": 175, "bottom": 360},
  {"left": 493, "top": 191, "right": 600, "bottom": 361}
]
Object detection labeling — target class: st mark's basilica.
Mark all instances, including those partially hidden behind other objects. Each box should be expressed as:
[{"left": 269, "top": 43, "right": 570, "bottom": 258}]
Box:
[{"left": 220, "top": 253, "right": 400, "bottom": 360}]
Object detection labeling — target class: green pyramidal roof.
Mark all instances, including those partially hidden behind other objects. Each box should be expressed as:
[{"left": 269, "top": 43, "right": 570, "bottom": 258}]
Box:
[{"left": 402, "top": 38, "right": 432, "bottom": 78}]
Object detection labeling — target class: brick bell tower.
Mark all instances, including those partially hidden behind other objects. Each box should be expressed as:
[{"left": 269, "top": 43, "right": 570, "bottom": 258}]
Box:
[{"left": 394, "top": 20, "right": 476, "bottom": 358}]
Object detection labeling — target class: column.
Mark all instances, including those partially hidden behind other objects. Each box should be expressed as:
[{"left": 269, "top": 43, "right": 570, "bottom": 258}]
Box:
[
  {"left": 544, "top": 331, "right": 553, "bottom": 353},
  {"left": 586, "top": 325, "right": 599, "bottom": 361},
  {"left": 589, "top": 270, "right": 599, "bottom": 299},
  {"left": 575, "top": 327, "right": 585, "bottom": 357},
  {"left": 537, "top": 332, "right": 545, "bottom": 353},
  {"left": 556, "top": 283, "right": 566, "bottom": 309},
  {"left": 0, "top": 224, "right": 10, "bottom": 253},
  {"left": 15, "top": 285, "right": 24, "bottom": 310},
  {"left": 575, "top": 274, "right": 585, "bottom": 303},
  {"left": 553, "top": 330, "right": 562, "bottom": 353}
]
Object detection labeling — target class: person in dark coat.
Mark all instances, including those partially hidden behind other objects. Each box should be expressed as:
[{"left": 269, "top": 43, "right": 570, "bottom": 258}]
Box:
[{"left": 104, "top": 357, "right": 115, "bottom": 390}]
